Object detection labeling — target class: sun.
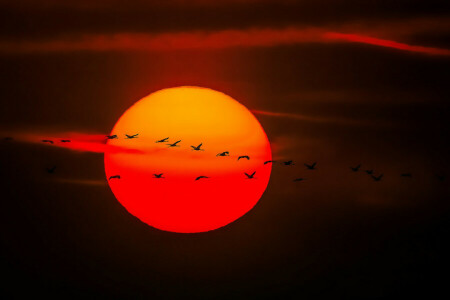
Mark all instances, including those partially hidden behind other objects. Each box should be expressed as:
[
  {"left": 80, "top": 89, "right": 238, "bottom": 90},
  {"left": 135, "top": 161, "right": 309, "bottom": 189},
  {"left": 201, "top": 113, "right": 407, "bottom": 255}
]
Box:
[{"left": 104, "top": 86, "right": 272, "bottom": 233}]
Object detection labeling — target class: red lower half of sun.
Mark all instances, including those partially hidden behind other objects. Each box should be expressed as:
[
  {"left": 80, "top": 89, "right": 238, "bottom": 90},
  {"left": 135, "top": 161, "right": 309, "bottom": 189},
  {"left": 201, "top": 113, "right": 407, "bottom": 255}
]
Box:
[{"left": 104, "top": 87, "right": 271, "bottom": 233}]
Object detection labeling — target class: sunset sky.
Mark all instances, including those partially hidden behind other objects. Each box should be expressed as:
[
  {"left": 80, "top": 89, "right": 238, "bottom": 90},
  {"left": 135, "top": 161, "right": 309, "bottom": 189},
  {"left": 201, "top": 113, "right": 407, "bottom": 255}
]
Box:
[{"left": 1, "top": 0, "right": 449, "bottom": 298}]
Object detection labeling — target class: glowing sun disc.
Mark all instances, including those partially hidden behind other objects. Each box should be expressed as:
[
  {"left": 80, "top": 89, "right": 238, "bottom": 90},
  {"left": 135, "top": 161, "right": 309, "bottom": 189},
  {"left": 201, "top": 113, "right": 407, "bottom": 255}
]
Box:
[{"left": 104, "top": 86, "right": 271, "bottom": 233}]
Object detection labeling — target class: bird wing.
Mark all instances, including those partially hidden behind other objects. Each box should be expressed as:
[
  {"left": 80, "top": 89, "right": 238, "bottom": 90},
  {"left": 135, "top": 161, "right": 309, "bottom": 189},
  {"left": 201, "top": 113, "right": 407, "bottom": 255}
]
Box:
[{"left": 251, "top": 171, "right": 256, "bottom": 177}]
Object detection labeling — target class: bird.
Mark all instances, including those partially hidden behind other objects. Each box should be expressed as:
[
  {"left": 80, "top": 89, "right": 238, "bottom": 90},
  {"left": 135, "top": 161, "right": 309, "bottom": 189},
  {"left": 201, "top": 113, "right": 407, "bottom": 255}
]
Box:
[
  {"left": 109, "top": 175, "right": 121, "bottom": 180},
  {"left": 2, "top": 137, "right": 13, "bottom": 142},
  {"left": 167, "top": 140, "right": 181, "bottom": 147},
  {"left": 371, "top": 174, "right": 383, "bottom": 181},
  {"left": 244, "top": 171, "right": 256, "bottom": 179},
  {"left": 106, "top": 135, "right": 118, "bottom": 139},
  {"left": 195, "top": 176, "right": 209, "bottom": 180},
  {"left": 304, "top": 162, "right": 317, "bottom": 170},
  {"left": 156, "top": 137, "right": 169, "bottom": 143},
  {"left": 191, "top": 143, "right": 204, "bottom": 151},
  {"left": 350, "top": 164, "right": 361, "bottom": 172},
  {"left": 283, "top": 160, "right": 294, "bottom": 166},
  {"left": 153, "top": 173, "right": 164, "bottom": 178},
  {"left": 216, "top": 151, "right": 229, "bottom": 157},
  {"left": 365, "top": 169, "right": 374, "bottom": 175},
  {"left": 46, "top": 166, "right": 56, "bottom": 174},
  {"left": 60, "top": 139, "right": 71, "bottom": 142},
  {"left": 42, "top": 140, "right": 53, "bottom": 144},
  {"left": 293, "top": 178, "right": 305, "bottom": 182},
  {"left": 264, "top": 160, "right": 276, "bottom": 165},
  {"left": 238, "top": 155, "right": 250, "bottom": 161},
  {"left": 125, "top": 134, "right": 139, "bottom": 139},
  {"left": 400, "top": 173, "right": 412, "bottom": 178}
]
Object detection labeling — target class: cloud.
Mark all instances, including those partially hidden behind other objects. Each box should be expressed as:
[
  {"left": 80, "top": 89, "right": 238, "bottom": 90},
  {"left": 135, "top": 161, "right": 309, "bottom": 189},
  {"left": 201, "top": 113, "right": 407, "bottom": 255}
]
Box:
[
  {"left": 7, "top": 131, "right": 144, "bottom": 154},
  {"left": 251, "top": 109, "right": 385, "bottom": 126},
  {"left": 0, "top": 25, "right": 448, "bottom": 55},
  {"left": 324, "top": 32, "right": 450, "bottom": 55},
  {"left": 50, "top": 178, "right": 107, "bottom": 186}
]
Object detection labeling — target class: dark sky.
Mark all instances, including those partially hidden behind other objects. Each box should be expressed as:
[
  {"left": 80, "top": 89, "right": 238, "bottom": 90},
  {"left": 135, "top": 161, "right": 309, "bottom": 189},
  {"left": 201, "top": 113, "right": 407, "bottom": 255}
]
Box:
[{"left": 1, "top": 1, "right": 449, "bottom": 298}]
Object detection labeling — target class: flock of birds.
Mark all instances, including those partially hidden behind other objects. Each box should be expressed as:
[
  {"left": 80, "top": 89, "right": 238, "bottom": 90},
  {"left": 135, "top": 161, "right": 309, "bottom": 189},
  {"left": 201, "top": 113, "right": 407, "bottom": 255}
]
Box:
[{"left": 1, "top": 134, "right": 447, "bottom": 184}]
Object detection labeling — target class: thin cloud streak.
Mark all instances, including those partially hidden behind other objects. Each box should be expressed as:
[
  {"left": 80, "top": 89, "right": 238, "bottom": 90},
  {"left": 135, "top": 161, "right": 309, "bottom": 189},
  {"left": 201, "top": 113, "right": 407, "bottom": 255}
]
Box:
[
  {"left": 8, "top": 131, "right": 144, "bottom": 154},
  {"left": 51, "top": 178, "right": 107, "bottom": 186},
  {"left": 324, "top": 32, "right": 450, "bottom": 55},
  {"left": 252, "top": 109, "right": 374, "bottom": 126},
  {"left": 0, "top": 27, "right": 448, "bottom": 55}
]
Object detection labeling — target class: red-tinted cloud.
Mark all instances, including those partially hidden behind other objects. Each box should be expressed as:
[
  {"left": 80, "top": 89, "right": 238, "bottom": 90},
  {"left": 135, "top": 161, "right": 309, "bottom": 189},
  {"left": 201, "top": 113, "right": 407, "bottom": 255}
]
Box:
[
  {"left": 12, "top": 132, "right": 143, "bottom": 154},
  {"left": 324, "top": 32, "right": 450, "bottom": 55},
  {"left": 1, "top": 26, "right": 448, "bottom": 55}
]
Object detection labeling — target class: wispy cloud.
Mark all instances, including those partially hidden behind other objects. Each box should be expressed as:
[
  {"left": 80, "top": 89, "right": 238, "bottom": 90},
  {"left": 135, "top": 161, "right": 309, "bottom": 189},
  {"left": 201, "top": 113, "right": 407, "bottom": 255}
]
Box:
[
  {"left": 251, "top": 109, "right": 382, "bottom": 126},
  {"left": 5, "top": 131, "right": 143, "bottom": 154},
  {"left": 50, "top": 178, "right": 107, "bottom": 186},
  {"left": 0, "top": 25, "right": 448, "bottom": 55},
  {"left": 324, "top": 32, "right": 450, "bottom": 55}
]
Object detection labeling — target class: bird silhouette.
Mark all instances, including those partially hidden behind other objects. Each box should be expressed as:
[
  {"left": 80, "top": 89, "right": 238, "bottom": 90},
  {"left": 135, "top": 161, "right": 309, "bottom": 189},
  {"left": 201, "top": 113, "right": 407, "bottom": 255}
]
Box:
[
  {"left": 216, "top": 151, "right": 230, "bottom": 156},
  {"left": 195, "top": 176, "right": 209, "bottom": 180},
  {"left": 264, "top": 160, "right": 276, "bottom": 165},
  {"left": 191, "top": 143, "right": 204, "bottom": 151},
  {"left": 2, "top": 137, "right": 13, "bottom": 142},
  {"left": 283, "top": 160, "right": 294, "bottom": 166},
  {"left": 60, "top": 139, "right": 71, "bottom": 143},
  {"left": 350, "top": 164, "right": 361, "bottom": 172},
  {"left": 400, "top": 173, "right": 412, "bottom": 178},
  {"left": 238, "top": 155, "right": 250, "bottom": 161},
  {"left": 109, "top": 175, "right": 121, "bottom": 180},
  {"left": 371, "top": 174, "right": 383, "bottom": 181},
  {"left": 167, "top": 140, "right": 181, "bottom": 147},
  {"left": 125, "top": 134, "right": 139, "bottom": 139},
  {"left": 365, "top": 169, "right": 374, "bottom": 175},
  {"left": 46, "top": 166, "right": 56, "bottom": 174},
  {"left": 293, "top": 178, "right": 305, "bottom": 182},
  {"left": 42, "top": 140, "right": 53, "bottom": 144},
  {"left": 156, "top": 137, "right": 169, "bottom": 143},
  {"left": 153, "top": 173, "right": 164, "bottom": 178},
  {"left": 106, "top": 135, "right": 117, "bottom": 139},
  {"left": 244, "top": 171, "right": 256, "bottom": 179},
  {"left": 304, "top": 162, "right": 317, "bottom": 170}
]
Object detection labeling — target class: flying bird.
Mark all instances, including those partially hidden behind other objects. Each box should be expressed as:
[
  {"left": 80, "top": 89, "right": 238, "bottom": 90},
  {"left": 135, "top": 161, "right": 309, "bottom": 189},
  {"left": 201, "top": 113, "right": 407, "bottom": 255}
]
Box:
[
  {"left": 350, "top": 164, "right": 361, "bottom": 172},
  {"left": 195, "top": 176, "right": 209, "bottom": 180},
  {"left": 60, "top": 139, "right": 71, "bottom": 142},
  {"left": 46, "top": 166, "right": 56, "bottom": 174},
  {"left": 125, "top": 134, "right": 139, "bottom": 139},
  {"left": 365, "top": 169, "right": 374, "bottom": 175},
  {"left": 167, "top": 140, "right": 181, "bottom": 147},
  {"left": 153, "top": 173, "right": 164, "bottom": 178},
  {"left": 264, "top": 160, "right": 276, "bottom": 165},
  {"left": 41, "top": 140, "right": 53, "bottom": 144},
  {"left": 191, "top": 143, "right": 204, "bottom": 151},
  {"left": 293, "top": 178, "right": 305, "bottom": 182},
  {"left": 216, "top": 151, "right": 230, "bottom": 157},
  {"left": 283, "top": 160, "right": 294, "bottom": 166},
  {"left": 304, "top": 162, "right": 317, "bottom": 170},
  {"left": 371, "top": 174, "right": 383, "bottom": 181},
  {"left": 2, "top": 137, "right": 13, "bottom": 142},
  {"left": 106, "top": 135, "right": 117, "bottom": 139},
  {"left": 238, "top": 155, "right": 250, "bottom": 161},
  {"left": 244, "top": 171, "right": 256, "bottom": 179},
  {"left": 400, "top": 173, "right": 412, "bottom": 178},
  {"left": 109, "top": 175, "right": 121, "bottom": 180},
  {"left": 156, "top": 137, "right": 169, "bottom": 143}
]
